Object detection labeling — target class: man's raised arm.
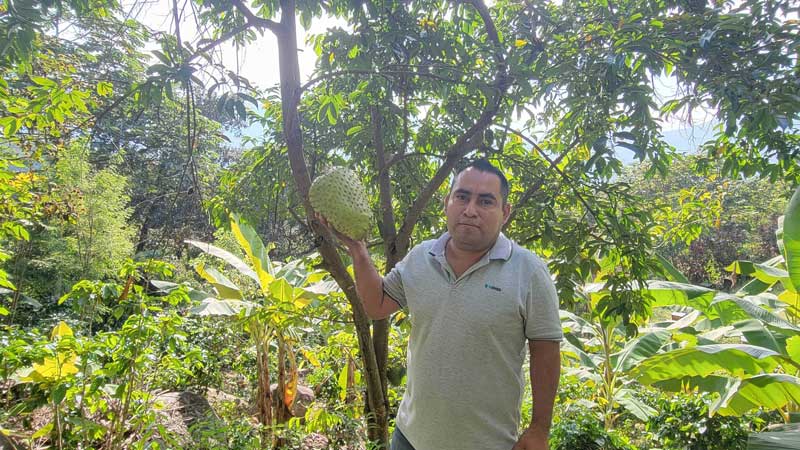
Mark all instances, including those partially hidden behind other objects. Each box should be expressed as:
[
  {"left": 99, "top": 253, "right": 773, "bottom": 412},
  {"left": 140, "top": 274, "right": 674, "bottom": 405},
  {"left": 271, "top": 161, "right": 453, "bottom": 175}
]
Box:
[{"left": 346, "top": 240, "right": 401, "bottom": 320}]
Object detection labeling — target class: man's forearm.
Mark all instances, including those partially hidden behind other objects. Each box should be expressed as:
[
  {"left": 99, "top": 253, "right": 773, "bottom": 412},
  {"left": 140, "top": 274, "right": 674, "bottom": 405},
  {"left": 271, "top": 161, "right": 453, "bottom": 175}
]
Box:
[
  {"left": 528, "top": 340, "right": 561, "bottom": 434},
  {"left": 348, "top": 242, "right": 388, "bottom": 319}
]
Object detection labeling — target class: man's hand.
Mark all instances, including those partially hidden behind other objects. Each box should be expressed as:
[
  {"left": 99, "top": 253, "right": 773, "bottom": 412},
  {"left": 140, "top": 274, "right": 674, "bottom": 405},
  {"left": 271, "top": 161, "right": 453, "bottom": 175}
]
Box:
[
  {"left": 511, "top": 427, "right": 549, "bottom": 450},
  {"left": 315, "top": 212, "right": 364, "bottom": 253}
]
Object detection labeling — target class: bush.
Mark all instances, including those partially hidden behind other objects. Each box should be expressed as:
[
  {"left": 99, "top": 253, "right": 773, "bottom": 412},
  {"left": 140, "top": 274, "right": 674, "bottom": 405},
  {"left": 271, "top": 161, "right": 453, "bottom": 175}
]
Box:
[
  {"left": 645, "top": 392, "right": 753, "bottom": 450},
  {"left": 550, "top": 407, "right": 638, "bottom": 450}
]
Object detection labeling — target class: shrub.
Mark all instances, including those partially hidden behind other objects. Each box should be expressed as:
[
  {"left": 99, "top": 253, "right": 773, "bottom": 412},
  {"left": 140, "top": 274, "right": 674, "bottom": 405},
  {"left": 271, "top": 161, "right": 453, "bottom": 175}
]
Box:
[
  {"left": 645, "top": 392, "right": 753, "bottom": 450},
  {"left": 550, "top": 406, "right": 638, "bottom": 450}
]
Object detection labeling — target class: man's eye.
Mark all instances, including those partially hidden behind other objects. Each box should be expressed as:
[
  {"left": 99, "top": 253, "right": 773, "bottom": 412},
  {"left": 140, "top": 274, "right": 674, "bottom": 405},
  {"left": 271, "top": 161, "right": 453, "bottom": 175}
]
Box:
[
  {"left": 456, "top": 194, "right": 468, "bottom": 201},
  {"left": 481, "top": 198, "right": 495, "bottom": 207}
]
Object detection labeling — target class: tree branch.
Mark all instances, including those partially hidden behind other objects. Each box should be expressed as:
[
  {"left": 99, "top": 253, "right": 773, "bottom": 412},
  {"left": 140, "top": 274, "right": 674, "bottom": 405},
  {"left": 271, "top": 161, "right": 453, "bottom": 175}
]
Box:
[
  {"left": 300, "top": 67, "right": 496, "bottom": 95},
  {"left": 502, "top": 133, "right": 577, "bottom": 229},
  {"left": 191, "top": 23, "right": 253, "bottom": 61},
  {"left": 229, "top": 0, "right": 282, "bottom": 34},
  {"left": 494, "top": 124, "right": 620, "bottom": 239},
  {"left": 393, "top": 0, "right": 509, "bottom": 255}
]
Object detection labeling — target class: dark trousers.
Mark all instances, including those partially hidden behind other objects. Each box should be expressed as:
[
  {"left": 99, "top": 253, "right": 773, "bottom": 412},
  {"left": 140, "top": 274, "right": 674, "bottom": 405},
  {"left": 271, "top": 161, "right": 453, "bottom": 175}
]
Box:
[{"left": 390, "top": 428, "right": 417, "bottom": 450}]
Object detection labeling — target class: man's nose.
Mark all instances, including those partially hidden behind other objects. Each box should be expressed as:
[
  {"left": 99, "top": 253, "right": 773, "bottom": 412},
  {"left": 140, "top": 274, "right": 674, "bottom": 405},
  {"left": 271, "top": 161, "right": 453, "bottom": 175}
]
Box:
[{"left": 463, "top": 199, "right": 479, "bottom": 217}]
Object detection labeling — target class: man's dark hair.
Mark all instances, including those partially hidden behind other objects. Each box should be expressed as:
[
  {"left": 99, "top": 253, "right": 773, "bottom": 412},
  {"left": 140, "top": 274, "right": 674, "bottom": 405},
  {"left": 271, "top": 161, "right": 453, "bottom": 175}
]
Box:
[{"left": 451, "top": 159, "right": 510, "bottom": 204}]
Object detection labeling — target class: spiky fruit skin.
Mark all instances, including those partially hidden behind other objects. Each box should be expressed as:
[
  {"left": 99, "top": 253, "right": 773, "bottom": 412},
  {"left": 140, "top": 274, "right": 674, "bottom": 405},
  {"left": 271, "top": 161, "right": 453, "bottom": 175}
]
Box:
[{"left": 309, "top": 167, "right": 372, "bottom": 240}]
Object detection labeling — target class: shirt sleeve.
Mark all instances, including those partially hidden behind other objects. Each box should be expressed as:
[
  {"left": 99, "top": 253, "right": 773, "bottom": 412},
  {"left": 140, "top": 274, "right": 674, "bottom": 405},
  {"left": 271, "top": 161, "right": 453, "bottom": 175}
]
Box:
[
  {"left": 382, "top": 250, "right": 411, "bottom": 308},
  {"left": 524, "top": 259, "right": 563, "bottom": 341}
]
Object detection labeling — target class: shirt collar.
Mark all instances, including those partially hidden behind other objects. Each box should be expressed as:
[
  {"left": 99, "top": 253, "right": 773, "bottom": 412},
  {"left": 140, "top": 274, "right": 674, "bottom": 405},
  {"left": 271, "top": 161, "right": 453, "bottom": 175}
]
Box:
[{"left": 428, "top": 231, "right": 513, "bottom": 261}]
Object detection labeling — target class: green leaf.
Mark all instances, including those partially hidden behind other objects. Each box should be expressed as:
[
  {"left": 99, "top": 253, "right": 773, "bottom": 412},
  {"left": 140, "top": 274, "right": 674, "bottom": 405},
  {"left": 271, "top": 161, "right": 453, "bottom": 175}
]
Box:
[
  {"left": 189, "top": 298, "right": 257, "bottom": 316},
  {"left": 150, "top": 280, "right": 210, "bottom": 302},
  {"left": 185, "top": 240, "right": 258, "bottom": 284},
  {"left": 346, "top": 125, "right": 363, "bottom": 136},
  {"left": 727, "top": 260, "right": 788, "bottom": 285},
  {"left": 786, "top": 336, "right": 800, "bottom": 362},
  {"left": 613, "top": 329, "right": 671, "bottom": 372},
  {"left": 52, "top": 383, "right": 67, "bottom": 404},
  {"left": 783, "top": 185, "right": 800, "bottom": 293},
  {"left": 561, "top": 340, "right": 599, "bottom": 369},
  {"left": 269, "top": 278, "right": 294, "bottom": 303},
  {"left": 644, "top": 280, "right": 716, "bottom": 312},
  {"left": 711, "top": 294, "right": 800, "bottom": 332},
  {"left": 747, "top": 430, "right": 800, "bottom": 450},
  {"left": 337, "top": 363, "right": 348, "bottom": 401},
  {"left": 736, "top": 277, "right": 773, "bottom": 296},
  {"left": 152, "top": 50, "right": 172, "bottom": 64},
  {"left": 617, "top": 388, "right": 657, "bottom": 420},
  {"left": 31, "top": 422, "right": 53, "bottom": 439},
  {"left": 651, "top": 374, "right": 732, "bottom": 393},
  {"left": 633, "top": 344, "right": 783, "bottom": 385},
  {"left": 0, "top": 306, "right": 8, "bottom": 316},
  {"left": 30, "top": 76, "right": 56, "bottom": 88},
  {"left": 734, "top": 320, "right": 784, "bottom": 354},
  {"left": 560, "top": 310, "right": 596, "bottom": 335},
  {"left": 713, "top": 374, "right": 800, "bottom": 416},
  {"left": 96, "top": 81, "right": 113, "bottom": 97},
  {"left": 51, "top": 321, "right": 73, "bottom": 339},
  {"left": 230, "top": 214, "right": 274, "bottom": 293},
  {"left": 195, "top": 262, "right": 242, "bottom": 300},
  {"left": 655, "top": 254, "right": 689, "bottom": 283}
]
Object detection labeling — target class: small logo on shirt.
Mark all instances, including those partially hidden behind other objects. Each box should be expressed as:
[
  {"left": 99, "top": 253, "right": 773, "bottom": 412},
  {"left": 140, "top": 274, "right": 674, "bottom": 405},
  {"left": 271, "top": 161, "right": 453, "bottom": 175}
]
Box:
[{"left": 484, "top": 283, "right": 502, "bottom": 292}]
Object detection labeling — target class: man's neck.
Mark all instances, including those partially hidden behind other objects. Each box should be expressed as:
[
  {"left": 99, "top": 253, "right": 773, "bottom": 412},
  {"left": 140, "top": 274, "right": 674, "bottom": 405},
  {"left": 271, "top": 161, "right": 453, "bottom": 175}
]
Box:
[{"left": 445, "top": 238, "right": 492, "bottom": 278}]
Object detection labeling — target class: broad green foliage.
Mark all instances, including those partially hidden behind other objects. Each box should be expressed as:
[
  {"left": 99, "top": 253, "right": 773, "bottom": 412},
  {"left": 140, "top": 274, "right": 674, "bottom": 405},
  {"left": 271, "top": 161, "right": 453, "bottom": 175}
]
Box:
[
  {"left": 1, "top": 0, "right": 799, "bottom": 446},
  {"left": 624, "top": 155, "right": 789, "bottom": 287},
  {"left": 646, "top": 392, "right": 752, "bottom": 450},
  {"left": 0, "top": 0, "right": 117, "bottom": 69},
  {"left": 561, "top": 301, "right": 668, "bottom": 427},
  {"left": 784, "top": 186, "right": 800, "bottom": 293},
  {"left": 628, "top": 190, "right": 800, "bottom": 419},
  {"left": 549, "top": 406, "right": 636, "bottom": 450},
  {"left": 1, "top": 260, "right": 207, "bottom": 449},
  {"left": 183, "top": 214, "right": 344, "bottom": 444}
]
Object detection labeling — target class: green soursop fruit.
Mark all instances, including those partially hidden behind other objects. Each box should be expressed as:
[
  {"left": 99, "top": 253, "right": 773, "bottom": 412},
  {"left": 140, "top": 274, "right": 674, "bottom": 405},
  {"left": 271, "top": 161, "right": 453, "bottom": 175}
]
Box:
[{"left": 309, "top": 167, "right": 372, "bottom": 240}]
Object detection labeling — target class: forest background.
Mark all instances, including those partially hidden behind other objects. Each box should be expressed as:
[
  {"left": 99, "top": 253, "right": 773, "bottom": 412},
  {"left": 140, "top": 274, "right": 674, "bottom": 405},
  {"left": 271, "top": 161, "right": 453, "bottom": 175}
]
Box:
[{"left": 1, "top": 0, "right": 799, "bottom": 449}]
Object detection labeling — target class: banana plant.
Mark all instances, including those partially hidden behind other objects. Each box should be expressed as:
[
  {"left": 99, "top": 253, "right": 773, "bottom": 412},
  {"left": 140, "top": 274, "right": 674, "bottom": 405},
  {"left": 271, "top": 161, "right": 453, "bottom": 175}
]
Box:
[
  {"left": 173, "top": 214, "right": 338, "bottom": 444},
  {"left": 561, "top": 305, "right": 670, "bottom": 429},
  {"left": 629, "top": 185, "right": 800, "bottom": 422}
]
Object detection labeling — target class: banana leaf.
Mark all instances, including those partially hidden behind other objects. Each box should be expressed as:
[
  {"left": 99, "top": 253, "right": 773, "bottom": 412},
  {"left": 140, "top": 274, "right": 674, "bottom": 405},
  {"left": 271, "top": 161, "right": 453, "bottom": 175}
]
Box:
[
  {"left": 783, "top": 185, "right": 800, "bottom": 293},
  {"left": 748, "top": 431, "right": 800, "bottom": 450},
  {"left": 714, "top": 374, "right": 800, "bottom": 416},
  {"left": 632, "top": 344, "right": 783, "bottom": 385}
]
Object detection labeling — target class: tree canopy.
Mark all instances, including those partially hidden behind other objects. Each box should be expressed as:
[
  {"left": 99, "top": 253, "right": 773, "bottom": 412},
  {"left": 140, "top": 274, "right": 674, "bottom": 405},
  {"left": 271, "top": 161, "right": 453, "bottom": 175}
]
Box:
[{"left": 1, "top": 0, "right": 798, "bottom": 446}]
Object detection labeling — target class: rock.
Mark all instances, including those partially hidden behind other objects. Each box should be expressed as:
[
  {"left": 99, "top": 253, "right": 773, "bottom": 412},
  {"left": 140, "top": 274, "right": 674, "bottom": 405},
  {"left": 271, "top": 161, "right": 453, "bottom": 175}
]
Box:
[
  {"left": 269, "top": 383, "right": 315, "bottom": 417},
  {"left": 300, "top": 432, "right": 329, "bottom": 450}
]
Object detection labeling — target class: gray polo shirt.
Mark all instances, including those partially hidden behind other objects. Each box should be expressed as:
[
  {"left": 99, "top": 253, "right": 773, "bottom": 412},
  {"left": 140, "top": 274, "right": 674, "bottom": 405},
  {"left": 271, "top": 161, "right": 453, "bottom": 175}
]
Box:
[{"left": 383, "top": 232, "right": 562, "bottom": 450}]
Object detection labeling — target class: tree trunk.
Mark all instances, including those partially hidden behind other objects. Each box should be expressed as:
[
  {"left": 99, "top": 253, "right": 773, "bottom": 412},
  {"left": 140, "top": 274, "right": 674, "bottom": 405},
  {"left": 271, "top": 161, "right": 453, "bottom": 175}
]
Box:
[
  {"left": 275, "top": 0, "right": 389, "bottom": 445},
  {"left": 254, "top": 325, "right": 273, "bottom": 446}
]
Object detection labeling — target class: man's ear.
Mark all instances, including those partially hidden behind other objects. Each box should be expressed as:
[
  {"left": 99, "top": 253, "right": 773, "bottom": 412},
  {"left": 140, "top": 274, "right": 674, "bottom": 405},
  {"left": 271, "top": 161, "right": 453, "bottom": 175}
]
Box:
[
  {"left": 443, "top": 193, "right": 450, "bottom": 210},
  {"left": 502, "top": 202, "right": 512, "bottom": 225}
]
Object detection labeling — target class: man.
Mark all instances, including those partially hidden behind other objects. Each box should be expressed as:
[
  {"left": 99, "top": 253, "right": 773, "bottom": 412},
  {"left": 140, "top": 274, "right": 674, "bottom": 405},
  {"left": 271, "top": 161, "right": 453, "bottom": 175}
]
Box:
[{"left": 319, "top": 159, "right": 562, "bottom": 450}]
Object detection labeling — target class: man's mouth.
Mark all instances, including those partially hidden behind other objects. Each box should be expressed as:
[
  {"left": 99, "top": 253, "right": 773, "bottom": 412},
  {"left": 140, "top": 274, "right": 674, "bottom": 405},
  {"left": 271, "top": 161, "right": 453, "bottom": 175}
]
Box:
[{"left": 458, "top": 223, "right": 480, "bottom": 229}]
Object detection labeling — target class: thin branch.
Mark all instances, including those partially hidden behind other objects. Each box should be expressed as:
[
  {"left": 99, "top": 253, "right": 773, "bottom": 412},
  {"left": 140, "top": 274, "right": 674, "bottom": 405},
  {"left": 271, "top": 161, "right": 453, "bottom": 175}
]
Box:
[
  {"left": 191, "top": 23, "right": 253, "bottom": 61},
  {"left": 461, "top": 0, "right": 505, "bottom": 65},
  {"left": 383, "top": 151, "right": 448, "bottom": 173},
  {"left": 495, "top": 124, "right": 620, "bottom": 240},
  {"left": 503, "top": 135, "right": 576, "bottom": 228},
  {"left": 372, "top": 105, "right": 399, "bottom": 262},
  {"left": 229, "top": 0, "right": 282, "bottom": 34},
  {"left": 300, "top": 67, "right": 497, "bottom": 95},
  {"left": 393, "top": 0, "right": 509, "bottom": 255}
]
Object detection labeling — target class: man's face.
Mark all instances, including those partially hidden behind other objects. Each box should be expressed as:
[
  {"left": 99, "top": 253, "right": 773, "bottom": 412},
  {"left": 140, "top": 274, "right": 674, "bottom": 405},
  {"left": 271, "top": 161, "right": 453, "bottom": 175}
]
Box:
[{"left": 445, "top": 167, "right": 511, "bottom": 253}]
